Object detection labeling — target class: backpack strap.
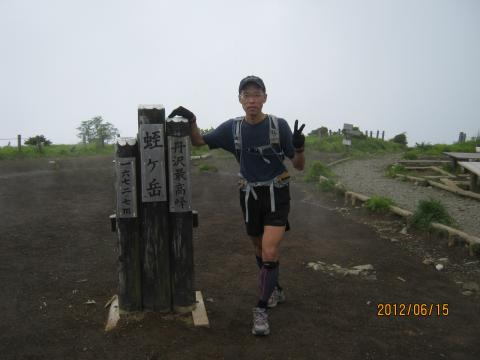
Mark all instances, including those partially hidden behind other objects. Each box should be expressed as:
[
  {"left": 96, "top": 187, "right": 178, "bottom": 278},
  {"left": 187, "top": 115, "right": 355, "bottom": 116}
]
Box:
[
  {"left": 268, "top": 114, "right": 285, "bottom": 161},
  {"left": 232, "top": 116, "right": 244, "bottom": 162},
  {"left": 269, "top": 114, "right": 280, "bottom": 146}
]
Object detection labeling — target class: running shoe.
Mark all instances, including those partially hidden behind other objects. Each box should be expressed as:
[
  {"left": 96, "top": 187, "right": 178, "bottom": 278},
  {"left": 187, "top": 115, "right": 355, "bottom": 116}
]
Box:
[
  {"left": 252, "top": 307, "right": 270, "bottom": 336},
  {"left": 267, "top": 287, "right": 286, "bottom": 308}
]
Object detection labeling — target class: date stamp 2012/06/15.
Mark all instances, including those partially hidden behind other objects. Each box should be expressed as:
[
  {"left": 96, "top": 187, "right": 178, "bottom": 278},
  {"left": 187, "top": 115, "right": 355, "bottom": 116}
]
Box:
[{"left": 377, "top": 303, "right": 449, "bottom": 317}]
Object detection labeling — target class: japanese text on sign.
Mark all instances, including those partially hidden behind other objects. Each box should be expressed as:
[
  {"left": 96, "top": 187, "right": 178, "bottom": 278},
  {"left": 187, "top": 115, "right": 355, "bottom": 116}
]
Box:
[
  {"left": 139, "top": 124, "right": 167, "bottom": 202},
  {"left": 168, "top": 136, "right": 191, "bottom": 212},
  {"left": 116, "top": 157, "right": 137, "bottom": 218}
]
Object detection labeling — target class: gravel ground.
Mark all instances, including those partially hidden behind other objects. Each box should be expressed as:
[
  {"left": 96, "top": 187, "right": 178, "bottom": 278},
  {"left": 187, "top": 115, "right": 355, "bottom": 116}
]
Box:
[{"left": 331, "top": 154, "right": 480, "bottom": 237}]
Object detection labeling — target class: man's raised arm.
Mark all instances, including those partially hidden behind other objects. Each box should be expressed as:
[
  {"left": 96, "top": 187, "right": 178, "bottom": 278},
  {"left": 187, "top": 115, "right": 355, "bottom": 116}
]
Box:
[{"left": 168, "top": 106, "right": 205, "bottom": 146}]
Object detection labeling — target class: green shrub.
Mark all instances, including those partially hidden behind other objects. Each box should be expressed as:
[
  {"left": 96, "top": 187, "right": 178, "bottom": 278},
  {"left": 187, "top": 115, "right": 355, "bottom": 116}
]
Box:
[
  {"left": 317, "top": 178, "right": 336, "bottom": 192},
  {"left": 304, "top": 161, "right": 334, "bottom": 182},
  {"left": 364, "top": 196, "right": 394, "bottom": 213},
  {"left": 386, "top": 163, "right": 407, "bottom": 178},
  {"left": 391, "top": 133, "right": 408, "bottom": 146},
  {"left": 410, "top": 198, "right": 454, "bottom": 230},
  {"left": 403, "top": 150, "right": 419, "bottom": 160}
]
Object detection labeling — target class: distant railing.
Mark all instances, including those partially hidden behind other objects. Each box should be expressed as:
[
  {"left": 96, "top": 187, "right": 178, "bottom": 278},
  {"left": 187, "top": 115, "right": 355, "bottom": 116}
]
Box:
[{"left": 0, "top": 135, "right": 22, "bottom": 150}]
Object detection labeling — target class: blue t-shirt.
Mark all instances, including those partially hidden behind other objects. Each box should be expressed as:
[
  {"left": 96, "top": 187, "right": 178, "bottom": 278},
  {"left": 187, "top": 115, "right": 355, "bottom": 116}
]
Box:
[{"left": 203, "top": 115, "right": 295, "bottom": 182}]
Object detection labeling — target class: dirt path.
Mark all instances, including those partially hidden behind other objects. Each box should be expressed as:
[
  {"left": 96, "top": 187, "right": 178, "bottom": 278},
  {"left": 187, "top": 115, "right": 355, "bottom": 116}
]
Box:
[{"left": 0, "top": 154, "right": 479, "bottom": 360}]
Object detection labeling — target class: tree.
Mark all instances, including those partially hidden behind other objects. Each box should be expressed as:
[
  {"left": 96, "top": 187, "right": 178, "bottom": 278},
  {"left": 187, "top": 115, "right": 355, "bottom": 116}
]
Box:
[
  {"left": 199, "top": 127, "right": 214, "bottom": 135},
  {"left": 391, "top": 133, "right": 408, "bottom": 146},
  {"left": 77, "top": 116, "right": 119, "bottom": 147},
  {"left": 25, "top": 135, "right": 52, "bottom": 146}
]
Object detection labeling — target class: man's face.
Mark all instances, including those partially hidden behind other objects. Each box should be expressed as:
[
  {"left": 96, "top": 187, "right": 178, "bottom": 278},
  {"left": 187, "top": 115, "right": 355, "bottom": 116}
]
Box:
[{"left": 238, "top": 84, "right": 267, "bottom": 117}]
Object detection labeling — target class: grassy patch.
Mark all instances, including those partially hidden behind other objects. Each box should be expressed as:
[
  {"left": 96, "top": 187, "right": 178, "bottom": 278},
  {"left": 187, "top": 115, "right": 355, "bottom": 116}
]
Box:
[
  {"left": 1, "top": 142, "right": 211, "bottom": 161},
  {"left": 304, "top": 161, "right": 335, "bottom": 182},
  {"left": 409, "top": 140, "right": 477, "bottom": 157},
  {"left": 0, "top": 143, "right": 115, "bottom": 160},
  {"left": 410, "top": 198, "right": 454, "bottom": 230},
  {"left": 197, "top": 163, "right": 218, "bottom": 172},
  {"left": 191, "top": 145, "right": 210, "bottom": 157},
  {"left": 364, "top": 196, "right": 394, "bottom": 213},
  {"left": 386, "top": 163, "right": 407, "bottom": 178},
  {"left": 305, "top": 134, "right": 404, "bottom": 156}
]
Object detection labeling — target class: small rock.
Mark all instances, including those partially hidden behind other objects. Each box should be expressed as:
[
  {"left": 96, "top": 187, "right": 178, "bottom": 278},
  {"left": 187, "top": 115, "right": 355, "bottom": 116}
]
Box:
[
  {"left": 422, "top": 258, "right": 434, "bottom": 265},
  {"left": 365, "top": 274, "right": 377, "bottom": 281},
  {"left": 397, "top": 276, "right": 406, "bottom": 282},
  {"left": 435, "top": 264, "right": 444, "bottom": 271},
  {"left": 205, "top": 297, "right": 214, "bottom": 303},
  {"left": 84, "top": 299, "right": 96, "bottom": 305},
  {"left": 462, "top": 290, "right": 473, "bottom": 296},
  {"left": 462, "top": 282, "right": 479, "bottom": 292},
  {"left": 366, "top": 300, "right": 371, "bottom": 305},
  {"left": 437, "top": 258, "right": 448, "bottom": 263},
  {"left": 390, "top": 238, "right": 399, "bottom": 243},
  {"left": 400, "top": 227, "right": 408, "bottom": 235},
  {"left": 346, "top": 269, "right": 361, "bottom": 276},
  {"left": 352, "top": 264, "right": 374, "bottom": 271}
]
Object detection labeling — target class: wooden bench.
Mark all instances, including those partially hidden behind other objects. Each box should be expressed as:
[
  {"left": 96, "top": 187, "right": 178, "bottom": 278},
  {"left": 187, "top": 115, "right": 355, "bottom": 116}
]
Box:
[{"left": 458, "top": 161, "right": 480, "bottom": 192}]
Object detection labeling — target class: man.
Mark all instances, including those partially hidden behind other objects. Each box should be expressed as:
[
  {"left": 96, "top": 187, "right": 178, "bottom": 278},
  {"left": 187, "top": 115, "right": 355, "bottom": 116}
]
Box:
[{"left": 168, "top": 75, "right": 305, "bottom": 336}]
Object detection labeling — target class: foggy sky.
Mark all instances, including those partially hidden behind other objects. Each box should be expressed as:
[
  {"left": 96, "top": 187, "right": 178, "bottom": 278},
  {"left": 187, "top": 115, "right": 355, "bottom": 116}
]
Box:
[{"left": 1, "top": 0, "right": 479, "bottom": 146}]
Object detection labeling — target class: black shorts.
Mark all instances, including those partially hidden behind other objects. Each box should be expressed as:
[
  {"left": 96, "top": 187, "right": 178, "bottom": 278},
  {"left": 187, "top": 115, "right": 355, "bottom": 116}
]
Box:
[{"left": 239, "top": 185, "right": 291, "bottom": 237}]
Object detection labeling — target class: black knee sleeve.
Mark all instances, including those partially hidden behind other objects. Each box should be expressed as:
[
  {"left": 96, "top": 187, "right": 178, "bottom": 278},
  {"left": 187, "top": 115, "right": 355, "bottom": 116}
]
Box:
[{"left": 262, "top": 261, "right": 279, "bottom": 269}]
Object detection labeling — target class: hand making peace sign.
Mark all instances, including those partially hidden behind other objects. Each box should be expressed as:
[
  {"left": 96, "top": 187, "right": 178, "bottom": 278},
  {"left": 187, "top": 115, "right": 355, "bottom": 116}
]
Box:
[{"left": 292, "top": 119, "right": 306, "bottom": 151}]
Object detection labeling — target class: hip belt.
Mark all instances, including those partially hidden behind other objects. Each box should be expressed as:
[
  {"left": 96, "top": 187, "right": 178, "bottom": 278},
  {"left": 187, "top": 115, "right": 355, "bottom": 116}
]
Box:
[{"left": 238, "top": 171, "right": 290, "bottom": 223}]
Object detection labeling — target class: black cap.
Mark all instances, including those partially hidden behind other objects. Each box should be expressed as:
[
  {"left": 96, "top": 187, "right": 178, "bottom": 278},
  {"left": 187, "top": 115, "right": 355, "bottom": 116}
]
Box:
[{"left": 239, "top": 75, "right": 266, "bottom": 93}]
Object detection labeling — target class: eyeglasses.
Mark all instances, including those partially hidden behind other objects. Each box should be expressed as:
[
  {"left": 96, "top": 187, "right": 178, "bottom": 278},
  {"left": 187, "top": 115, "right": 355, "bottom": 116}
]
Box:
[{"left": 239, "top": 92, "right": 265, "bottom": 100}]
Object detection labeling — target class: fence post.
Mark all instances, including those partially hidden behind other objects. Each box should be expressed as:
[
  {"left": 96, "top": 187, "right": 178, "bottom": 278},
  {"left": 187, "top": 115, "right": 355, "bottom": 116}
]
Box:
[
  {"left": 382, "top": 131, "right": 385, "bottom": 141},
  {"left": 138, "top": 105, "right": 172, "bottom": 312},
  {"left": 166, "top": 116, "right": 195, "bottom": 313},
  {"left": 376, "top": 130, "right": 379, "bottom": 139},
  {"left": 115, "top": 138, "right": 142, "bottom": 312},
  {"left": 369, "top": 131, "right": 373, "bottom": 138},
  {"left": 365, "top": 130, "right": 368, "bottom": 137},
  {"left": 17, "top": 135, "right": 21, "bottom": 151}
]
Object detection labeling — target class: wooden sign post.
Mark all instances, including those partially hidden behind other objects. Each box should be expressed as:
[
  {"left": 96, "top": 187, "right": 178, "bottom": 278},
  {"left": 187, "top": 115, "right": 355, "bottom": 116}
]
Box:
[
  {"left": 138, "top": 105, "right": 172, "bottom": 312},
  {"left": 112, "top": 108, "right": 199, "bottom": 318},
  {"left": 115, "top": 138, "right": 142, "bottom": 312},
  {"left": 166, "top": 116, "right": 195, "bottom": 313}
]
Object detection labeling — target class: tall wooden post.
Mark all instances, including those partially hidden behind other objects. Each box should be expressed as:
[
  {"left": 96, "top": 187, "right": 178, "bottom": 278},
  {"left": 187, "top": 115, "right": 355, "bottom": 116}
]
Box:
[
  {"left": 138, "top": 105, "right": 172, "bottom": 312},
  {"left": 17, "top": 135, "right": 21, "bottom": 151},
  {"left": 115, "top": 138, "right": 142, "bottom": 312},
  {"left": 370, "top": 131, "right": 373, "bottom": 138},
  {"left": 365, "top": 130, "right": 368, "bottom": 137},
  {"left": 382, "top": 131, "right": 385, "bottom": 141},
  {"left": 166, "top": 116, "right": 195, "bottom": 313}
]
